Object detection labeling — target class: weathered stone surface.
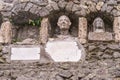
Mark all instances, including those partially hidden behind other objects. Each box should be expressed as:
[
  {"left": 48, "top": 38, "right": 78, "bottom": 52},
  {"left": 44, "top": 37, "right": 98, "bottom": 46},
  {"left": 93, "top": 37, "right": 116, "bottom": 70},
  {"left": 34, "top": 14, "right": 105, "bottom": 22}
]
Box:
[
  {"left": 58, "top": 71, "right": 73, "bottom": 78},
  {"left": 0, "top": 1, "right": 8, "bottom": 10},
  {"left": 102, "top": 54, "right": 112, "bottom": 59},
  {"left": 20, "top": 0, "right": 29, "bottom": 2},
  {"left": 58, "top": 0, "right": 67, "bottom": 9},
  {"left": 114, "top": 17, "right": 120, "bottom": 42},
  {"left": 88, "top": 45, "right": 96, "bottom": 52},
  {"left": 39, "top": 18, "right": 50, "bottom": 44},
  {"left": 45, "top": 5, "right": 53, "bottom": 12},
  {"left": 29, "top": 5, "right": 38, "bottom": 14},
  {"left": 16, "top": 38, "right": 39, "bottom": 45},
  {"left": 39, "top": 7, "right": 50, "bottom": 17},
  {"left": 11, "top": 47, "right": 40, "bottom": 60},
  {"left": 55, "top": 75, "right": 64, "bottom": 80},
  {"left": 78, "top": 17, "right": 87, "bottom": 44},
  {"left": 96, "top": 1, "right": 104, "bottom": 11},
  {"left": 107, "top": 44, "right": 119, "bottom": 50},
  {"left": 0, "top": 21, "right": 12, "bottom": 44},
  {"left": 101, "top": 3, "right": 107, "bottom": 12},
  {"left": 113, "top": 52, "right": 120, "bottom": 58},
  {"left": 106, "top": 6, "right": 113, "bottom": 13},
  {"left": 98, "top": 44, "right": 107, "bottom": 51},
  {"left": 45, "top": 40, "right": 83, "bottom": 62},
  {"left": 2, "top": 46, "right": 9, "bottom": 54},
  {"left": 0, "top": 1, "right": 120, "bottom": 80},
  {"left": 65, "top": 1, "right": 73, "bottom": 11},
  {"left": 17, "top": 26, "right": 39, "bottom": 41},
  {"left": 111, "top": 9, "right": 118, "bottom": 16},
  {"left": 107, "top": 0, "right": 117, "bottom": 6},
  {"left": 25, "top": 3, "right": 33, "bottom": 11},
  {"left": 0, "top": 0, "right": 120, "bottom": 19},
  {"left": 50, "top": 1, "right": 59, "bottom": 11},
  {"left": 72, "top": 4, "right": 81, "bottom": 12},
  {"left": 30, "top": 0, "right": 48, "bottom": 6},
  {"left": 88, "top": 32, "right": 113, "bottom": 41},
  {"left": 86, "top": 1, "right": 97, "bottom": 12},
  {"left": 75, "top": 9, "right": 87, "bottom": 16},
  {"left": 116, "top": 5, "right": 120, "bottom": 11}
]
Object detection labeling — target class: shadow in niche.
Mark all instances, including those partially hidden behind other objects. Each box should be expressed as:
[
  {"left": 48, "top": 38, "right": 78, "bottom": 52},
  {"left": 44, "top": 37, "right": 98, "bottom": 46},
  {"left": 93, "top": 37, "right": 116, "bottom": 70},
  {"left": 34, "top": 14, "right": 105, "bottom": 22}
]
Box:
[
  {"left": 11, "top": 11, "right": 41, "bottom": 42},
  {"left": 0, "top": 13, "right": 3, "bottom": 27},
  {"left": 48, "top": 11, "right": 79, "bottom": 37},
  {"left": 86, "top": 12, "right": 114, "bottom": 33}
]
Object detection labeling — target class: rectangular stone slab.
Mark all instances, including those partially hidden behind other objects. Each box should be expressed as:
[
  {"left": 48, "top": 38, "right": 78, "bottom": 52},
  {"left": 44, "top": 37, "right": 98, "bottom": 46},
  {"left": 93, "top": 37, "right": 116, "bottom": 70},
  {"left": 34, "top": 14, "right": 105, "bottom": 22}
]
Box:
[
  {"left": 11, "top": 47, "right": 40, "bottom": 60},
  {"left": 45, "top": 41, "right": 82, "bottom": 62},
  {"left": 88, "top": 32, "right": 113, "bottom": 41}
]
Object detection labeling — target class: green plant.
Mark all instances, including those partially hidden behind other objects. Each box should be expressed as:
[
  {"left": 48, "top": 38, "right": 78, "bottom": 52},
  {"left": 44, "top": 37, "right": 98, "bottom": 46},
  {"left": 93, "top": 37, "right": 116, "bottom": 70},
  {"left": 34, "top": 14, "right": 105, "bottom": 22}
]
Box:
[{"left": 29, "top": 18, "right": 42, "bottom": 26}]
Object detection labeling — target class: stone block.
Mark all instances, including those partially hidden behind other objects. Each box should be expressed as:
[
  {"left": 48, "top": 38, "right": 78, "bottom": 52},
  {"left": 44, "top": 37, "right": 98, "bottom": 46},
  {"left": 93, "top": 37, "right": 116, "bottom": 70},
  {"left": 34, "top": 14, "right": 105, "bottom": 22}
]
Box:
[
  {"left": 50, "top": 1, "right": 59, "bottom": 11},
  {"left": 39, "top": 18, "right": 50, "bottom": 44},
  {"left": 45, "top": 40, "right": 84, "bottom": 62},
  {"left": 58, "top": 0, "right": 67, "bottom": 9},
  {"left": 78, "top": 17, "right": 87, "bottom": 44},
  {"left": 39, "top": 7, "right": 50, "bottom": 17},
  {"left": 88, "top": 32, "right": 113, "bottom": 41},
  {"left": 0, "top": 21, "right": 12, "bottom": 44},
  {"left": 96, "top": 1, "right": 104, "bottom": 11},
  {"left": 65, "top": 1, "right": 74, "bottom": 12},
  {"left": 114, "top": 17, "right": 120, "bottom": 42},
  {"left": 11, "top": 47, "right": 40, "bottom": 60}
]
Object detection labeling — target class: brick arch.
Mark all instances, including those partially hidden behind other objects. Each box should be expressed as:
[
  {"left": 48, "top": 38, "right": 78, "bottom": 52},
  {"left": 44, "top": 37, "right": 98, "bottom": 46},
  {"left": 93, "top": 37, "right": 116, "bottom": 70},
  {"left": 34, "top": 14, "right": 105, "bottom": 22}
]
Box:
[{"left": 0, "top": 0, "right": 119, "bottom": 19}]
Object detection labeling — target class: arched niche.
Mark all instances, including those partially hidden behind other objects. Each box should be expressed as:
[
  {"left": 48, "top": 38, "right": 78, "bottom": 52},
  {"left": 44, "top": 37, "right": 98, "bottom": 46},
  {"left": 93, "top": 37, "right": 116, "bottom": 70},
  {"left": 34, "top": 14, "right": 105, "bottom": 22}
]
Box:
[
  {"left": 87, "top": 12, "right": 114, "bottom": 33},
  {"left": 48, "top": 11, "right": 79, "bottom": 37},
  {"left": 11, "top": 11, "right": 41, "bottom": 43},
  {"left": 86, "top": 12, "right": 114, "bottom": 41}
]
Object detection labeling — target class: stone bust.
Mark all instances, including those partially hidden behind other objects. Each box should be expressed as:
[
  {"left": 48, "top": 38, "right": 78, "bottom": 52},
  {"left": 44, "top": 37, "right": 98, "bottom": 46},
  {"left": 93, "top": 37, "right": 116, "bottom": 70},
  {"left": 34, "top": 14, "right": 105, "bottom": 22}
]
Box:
[
  {"left": 57, "top": 15, "right": 71, "bottom": 35},
  {"left": 93, "top": 17, "right": 105, "bottom": 32}
]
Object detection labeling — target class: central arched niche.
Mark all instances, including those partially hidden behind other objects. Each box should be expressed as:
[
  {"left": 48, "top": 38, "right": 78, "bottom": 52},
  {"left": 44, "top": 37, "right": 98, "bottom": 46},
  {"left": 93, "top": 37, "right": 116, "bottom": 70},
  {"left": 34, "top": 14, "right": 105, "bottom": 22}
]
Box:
[
  {"left": 48, "top": 11, "right": 79, "bottom": 37},
  {"left": 86, "top": 12, "right": 114, "bottom": 41},
  {"left": 11, "top": 11, "right": 40, "bottom": 43},
  {"left": 44, "top": 11, "right": 86, "bottom": 62}
]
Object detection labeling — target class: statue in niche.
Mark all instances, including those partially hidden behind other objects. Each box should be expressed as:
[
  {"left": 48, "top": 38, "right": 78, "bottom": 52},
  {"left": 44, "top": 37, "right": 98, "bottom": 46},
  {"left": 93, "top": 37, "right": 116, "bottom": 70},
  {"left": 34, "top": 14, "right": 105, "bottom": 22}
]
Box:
[
  {"left": 57, "top": 15, "right": 71, "bottom": 35},
  {"left": 88, "top": 17, "right": 113, "bottom": 41},
  {"left": 55, "top": 15, "right": 73, "bottom": 40},
  {"left": 45, "top": 15, "right": 86, "bottom": 62},
  {"left": 93, "top": 17, "right": 105, "bottom": 32}
]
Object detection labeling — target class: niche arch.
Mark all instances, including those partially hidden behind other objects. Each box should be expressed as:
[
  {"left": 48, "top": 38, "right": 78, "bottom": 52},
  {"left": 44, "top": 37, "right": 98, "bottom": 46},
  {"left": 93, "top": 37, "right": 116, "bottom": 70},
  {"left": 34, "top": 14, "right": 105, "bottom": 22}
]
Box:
[
  {"left": 11, "top": 11, "right": 41, "bottom": 42},
  {"left": 48, "top": 10, "right": 79, "bottom": 37},
  {"left": 86, "top": 12, "right": 114, "bottom": 33}
]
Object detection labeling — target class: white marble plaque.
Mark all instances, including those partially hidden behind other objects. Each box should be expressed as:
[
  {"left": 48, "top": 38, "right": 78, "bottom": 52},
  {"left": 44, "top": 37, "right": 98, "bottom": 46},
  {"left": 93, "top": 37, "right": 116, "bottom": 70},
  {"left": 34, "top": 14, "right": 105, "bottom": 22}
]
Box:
[
  {"left": 45, "top": 41, "right": 82, "bottom": 62},
  {"left": 11, "top": 47, "right": 40, "bottom": 60}
]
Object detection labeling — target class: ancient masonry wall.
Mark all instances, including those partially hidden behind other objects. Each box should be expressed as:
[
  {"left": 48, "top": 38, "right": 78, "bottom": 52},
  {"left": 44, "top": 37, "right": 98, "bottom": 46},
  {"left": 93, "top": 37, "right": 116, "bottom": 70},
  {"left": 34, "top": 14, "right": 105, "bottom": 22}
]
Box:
[
  {"left": 0, "top": 0, "right": 120, "bottom": 80},
  {"left": 0, "top": 42, "right": 120, "bottom": 80}
]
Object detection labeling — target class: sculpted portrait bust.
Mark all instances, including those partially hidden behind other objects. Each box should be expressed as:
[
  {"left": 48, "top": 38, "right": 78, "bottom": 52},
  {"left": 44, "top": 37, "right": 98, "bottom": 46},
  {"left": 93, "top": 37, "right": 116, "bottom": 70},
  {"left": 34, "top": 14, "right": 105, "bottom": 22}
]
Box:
[
  {"left": 57, "top": 15, "right": 71, "bottom": 35},
  {"left": 93, "top": 17, "right": 105, "bottom": 32}
]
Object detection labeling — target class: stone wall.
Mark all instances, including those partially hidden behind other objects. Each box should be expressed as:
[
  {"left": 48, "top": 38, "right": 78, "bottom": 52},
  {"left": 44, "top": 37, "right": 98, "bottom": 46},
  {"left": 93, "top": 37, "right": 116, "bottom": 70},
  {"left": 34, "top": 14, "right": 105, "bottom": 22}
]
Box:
[
  {"left": 0, "top": 0, "right": 120, "bottom": 80},
  {"left": 0, "top": 0, "right": 120, "bottom": 18},
  {"left": 0, "top": 0, "right": 120, "bottom": 42},
  {"left": 0, "top": 42, "right": 120, "bottom": 80}
]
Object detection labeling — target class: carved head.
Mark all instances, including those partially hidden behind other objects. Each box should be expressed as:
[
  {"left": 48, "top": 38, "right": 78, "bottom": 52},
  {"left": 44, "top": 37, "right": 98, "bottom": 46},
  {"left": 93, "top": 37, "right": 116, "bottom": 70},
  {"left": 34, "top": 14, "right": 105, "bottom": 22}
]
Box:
[
  {"left": 93, "top": 17, "right": 105, "bottom": 32},
  {"left": 57, "top": 15, "right": 71, "bottom": 30}
]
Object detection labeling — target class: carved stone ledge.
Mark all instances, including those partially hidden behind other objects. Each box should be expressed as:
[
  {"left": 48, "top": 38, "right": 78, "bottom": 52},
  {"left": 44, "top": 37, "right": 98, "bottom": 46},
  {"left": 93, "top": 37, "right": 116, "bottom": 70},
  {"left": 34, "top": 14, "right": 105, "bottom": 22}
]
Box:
[{"left": 88, "top": 32, "right": 113, "bottom": 41}]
